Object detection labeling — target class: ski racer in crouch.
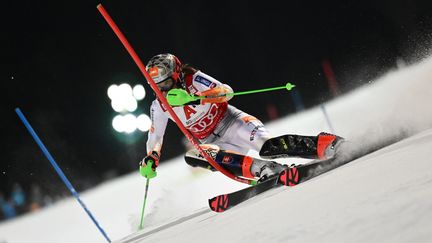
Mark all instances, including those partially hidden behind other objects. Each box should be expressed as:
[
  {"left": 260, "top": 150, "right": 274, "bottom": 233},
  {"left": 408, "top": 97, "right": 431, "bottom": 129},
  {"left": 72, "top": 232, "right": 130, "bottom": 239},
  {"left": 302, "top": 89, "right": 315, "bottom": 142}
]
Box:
[{"left": 140, "top": 53, "right": 344, "bottom": 182}]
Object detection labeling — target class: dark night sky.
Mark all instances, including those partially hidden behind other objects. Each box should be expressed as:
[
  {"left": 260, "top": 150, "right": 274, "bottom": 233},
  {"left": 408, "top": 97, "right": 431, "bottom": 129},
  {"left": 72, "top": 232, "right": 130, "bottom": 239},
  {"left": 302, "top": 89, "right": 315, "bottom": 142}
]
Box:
[{"left": 3, "top": 0, "right": 432, "bottom": 198}]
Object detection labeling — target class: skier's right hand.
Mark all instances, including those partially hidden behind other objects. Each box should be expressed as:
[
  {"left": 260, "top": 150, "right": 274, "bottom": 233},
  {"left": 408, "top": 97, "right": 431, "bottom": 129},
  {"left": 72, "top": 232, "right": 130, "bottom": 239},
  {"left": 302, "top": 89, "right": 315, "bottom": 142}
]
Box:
[
  {"left": 140, "top": 151, "right": 160, "bottom": 170},
  {"left": 198, "top": 84, "right": 233, "bottom": 104}
]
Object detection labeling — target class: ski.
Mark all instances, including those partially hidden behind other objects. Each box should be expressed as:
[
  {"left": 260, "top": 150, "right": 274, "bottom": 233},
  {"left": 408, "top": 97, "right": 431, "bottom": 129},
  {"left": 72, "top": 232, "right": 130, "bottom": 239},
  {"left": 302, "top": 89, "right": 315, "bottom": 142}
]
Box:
[
  {"left": 209, "top": 175, "right": 280, "bottom": 212},
  {"left": 278, "top": 157, "right": 338, "bottom": 186},
  {"left": 208, "top": 157, "right": 341, "bottom": 212}
]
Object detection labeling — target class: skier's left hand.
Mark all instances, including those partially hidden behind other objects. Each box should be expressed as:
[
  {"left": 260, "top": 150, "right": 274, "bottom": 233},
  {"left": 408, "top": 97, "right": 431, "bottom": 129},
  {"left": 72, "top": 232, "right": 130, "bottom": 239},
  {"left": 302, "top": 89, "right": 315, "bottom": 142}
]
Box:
[{"left": 199, "top": 85, "right": 233, "bottom": 104}]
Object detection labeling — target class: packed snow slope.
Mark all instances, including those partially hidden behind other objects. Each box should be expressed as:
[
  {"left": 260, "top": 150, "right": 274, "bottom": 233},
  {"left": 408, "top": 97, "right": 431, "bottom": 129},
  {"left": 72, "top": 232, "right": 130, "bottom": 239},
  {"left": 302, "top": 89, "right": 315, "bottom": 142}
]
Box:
[
  {"left": 1, "top": 56, "right": 432, "bottom": 243},
  {"left": 120, "top": 128, "right": 432, "bottom": 243}
]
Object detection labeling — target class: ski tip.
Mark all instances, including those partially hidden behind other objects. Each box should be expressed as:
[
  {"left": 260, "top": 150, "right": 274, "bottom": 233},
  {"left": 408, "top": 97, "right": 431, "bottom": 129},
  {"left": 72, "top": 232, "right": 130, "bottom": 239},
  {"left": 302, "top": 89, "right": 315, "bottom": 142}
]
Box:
[{"left": 209, "top": 194, "right": 228, "bottom": 213}]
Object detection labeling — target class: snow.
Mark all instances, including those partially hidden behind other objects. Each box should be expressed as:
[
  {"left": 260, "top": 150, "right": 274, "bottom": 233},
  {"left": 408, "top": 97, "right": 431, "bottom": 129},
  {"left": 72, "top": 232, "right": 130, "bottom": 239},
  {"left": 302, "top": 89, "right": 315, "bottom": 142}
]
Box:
[{"left": 2, "top": 56, "right": 432, "bottom": 243}]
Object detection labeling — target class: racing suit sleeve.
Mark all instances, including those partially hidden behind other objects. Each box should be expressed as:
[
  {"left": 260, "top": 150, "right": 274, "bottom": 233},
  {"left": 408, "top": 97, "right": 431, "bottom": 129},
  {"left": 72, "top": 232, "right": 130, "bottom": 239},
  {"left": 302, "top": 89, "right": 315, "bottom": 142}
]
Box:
[
  {"left": 191, "top": 71, "right": 234, "bottom": 104},
  {"left": 146, "top": 100, "right": 169, "bottom": 156}
]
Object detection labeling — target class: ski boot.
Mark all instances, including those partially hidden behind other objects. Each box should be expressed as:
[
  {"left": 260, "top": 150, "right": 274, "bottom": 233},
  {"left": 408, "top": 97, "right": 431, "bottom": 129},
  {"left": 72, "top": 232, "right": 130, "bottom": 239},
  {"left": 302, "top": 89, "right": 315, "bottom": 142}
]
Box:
[
  {"left": 259, "top": 132, "right": 344, "bottom": 160},
  {"left": 316, "top": 132, "right": 344, "bottom": 160},
  {"left": 251, "top": 160, "right": 288, "bottom": 183},
  {"left": 185, "top": 145, "right": 289, "bottom": 182}
]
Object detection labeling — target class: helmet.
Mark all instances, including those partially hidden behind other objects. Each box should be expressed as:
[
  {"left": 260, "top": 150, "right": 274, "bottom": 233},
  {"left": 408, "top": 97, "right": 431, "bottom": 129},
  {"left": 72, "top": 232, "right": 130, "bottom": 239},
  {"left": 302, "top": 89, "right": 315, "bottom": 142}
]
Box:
[{"left": 146, "top": 53, "right": 182, "bottom": 84}]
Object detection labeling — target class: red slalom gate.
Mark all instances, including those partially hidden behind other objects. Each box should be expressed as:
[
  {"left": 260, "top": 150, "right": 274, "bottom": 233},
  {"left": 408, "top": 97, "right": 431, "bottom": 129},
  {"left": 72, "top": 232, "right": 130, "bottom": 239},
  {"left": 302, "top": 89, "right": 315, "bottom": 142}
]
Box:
[{"left": 97, "top": 4, "right": 253, "bottom": 185}]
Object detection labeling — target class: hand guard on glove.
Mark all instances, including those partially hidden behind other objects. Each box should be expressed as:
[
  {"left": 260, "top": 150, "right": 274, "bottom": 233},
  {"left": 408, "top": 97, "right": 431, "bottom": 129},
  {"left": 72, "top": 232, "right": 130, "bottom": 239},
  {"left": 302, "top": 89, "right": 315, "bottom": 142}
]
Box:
[{"left": 139, "top": 151, "right": 160, "bottom": 178}]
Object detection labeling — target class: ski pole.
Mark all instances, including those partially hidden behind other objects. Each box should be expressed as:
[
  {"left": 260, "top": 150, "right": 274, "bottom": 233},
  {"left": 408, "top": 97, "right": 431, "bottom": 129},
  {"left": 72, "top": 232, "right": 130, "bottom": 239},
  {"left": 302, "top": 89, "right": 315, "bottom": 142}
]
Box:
[
  {"left": 138, "top": 161, "right": 155, "bottom": 230},
  {"left": 139, "top": 177, "right": 151, "bottom": 230},
  {"left": 222, "top": 82, "right": 296, "bottom": 97},
  {"left": 167, "top": 82, "right": 296, "bottom": 106}
]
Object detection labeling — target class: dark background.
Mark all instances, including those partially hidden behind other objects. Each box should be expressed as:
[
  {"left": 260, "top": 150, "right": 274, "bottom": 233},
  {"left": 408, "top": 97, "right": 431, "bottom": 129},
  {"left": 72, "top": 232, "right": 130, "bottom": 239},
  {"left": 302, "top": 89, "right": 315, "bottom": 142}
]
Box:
[{"left": 3, "top": 0, "right": 432, "bottom": 215}]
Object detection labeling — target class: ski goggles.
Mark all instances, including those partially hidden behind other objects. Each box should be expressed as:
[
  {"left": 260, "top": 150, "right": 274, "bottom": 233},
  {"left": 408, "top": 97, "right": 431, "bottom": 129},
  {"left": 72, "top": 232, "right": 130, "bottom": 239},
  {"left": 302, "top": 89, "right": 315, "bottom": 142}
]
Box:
[{"left": 156, "top": 78, "right": 175, "bottom": 92}]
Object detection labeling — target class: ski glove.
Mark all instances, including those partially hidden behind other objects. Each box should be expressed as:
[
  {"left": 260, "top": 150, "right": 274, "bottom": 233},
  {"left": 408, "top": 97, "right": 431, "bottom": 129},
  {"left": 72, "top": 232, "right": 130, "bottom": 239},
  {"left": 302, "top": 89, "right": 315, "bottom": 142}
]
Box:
[
  {"left": 198, "top": 85, "right": 233, "bottom": 104},
  {"left": 140, "top": 151, "right": 160, "bottom": 170},
  {"left": 139, "top": 151, "right": 160, "bottom": 179}
]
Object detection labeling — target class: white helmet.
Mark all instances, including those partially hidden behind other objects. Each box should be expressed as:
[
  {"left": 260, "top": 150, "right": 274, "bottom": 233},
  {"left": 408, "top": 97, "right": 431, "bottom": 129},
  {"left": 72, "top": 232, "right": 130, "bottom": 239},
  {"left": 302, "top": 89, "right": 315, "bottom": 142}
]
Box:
[{"left": 146, "top": 53, "right": 182, "bottom": 84}]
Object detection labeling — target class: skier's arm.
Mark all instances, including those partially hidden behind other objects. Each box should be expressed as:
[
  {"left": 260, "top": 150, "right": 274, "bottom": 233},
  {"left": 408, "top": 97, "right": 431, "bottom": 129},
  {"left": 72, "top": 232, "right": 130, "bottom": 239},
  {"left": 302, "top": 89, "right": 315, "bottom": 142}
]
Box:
[
  {"left": 199, "top": 84, "right": 233, "bottom": 104},
  {"left": 144, "top": 100, "right": 168, "bottom": 168},
  {"left": 192, "top": 71, "right": 234, "bottom": 104}
]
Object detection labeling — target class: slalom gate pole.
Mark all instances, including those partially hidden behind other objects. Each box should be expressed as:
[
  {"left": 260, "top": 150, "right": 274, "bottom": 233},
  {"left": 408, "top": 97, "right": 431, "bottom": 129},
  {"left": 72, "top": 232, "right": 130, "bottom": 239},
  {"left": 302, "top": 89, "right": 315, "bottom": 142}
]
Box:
[
  {"left": 97, "top": 4, "right": 253, "bottom": 185},
  {"left": 139, "top": 178, "right": 150, "bottom": 230},
  {"left": 320, "top": 104, "right": 335, "bottom": 134},
  {"left": 15, "top": 108, "right": 111, "bottom": 243}
]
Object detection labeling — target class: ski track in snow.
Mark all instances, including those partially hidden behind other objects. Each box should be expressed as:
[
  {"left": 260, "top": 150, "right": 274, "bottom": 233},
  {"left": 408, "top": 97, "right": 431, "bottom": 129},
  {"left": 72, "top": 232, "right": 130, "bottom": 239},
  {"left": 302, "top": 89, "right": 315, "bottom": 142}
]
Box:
[{"left": 1, "top": 56, "right": 432, "bottom": 243}]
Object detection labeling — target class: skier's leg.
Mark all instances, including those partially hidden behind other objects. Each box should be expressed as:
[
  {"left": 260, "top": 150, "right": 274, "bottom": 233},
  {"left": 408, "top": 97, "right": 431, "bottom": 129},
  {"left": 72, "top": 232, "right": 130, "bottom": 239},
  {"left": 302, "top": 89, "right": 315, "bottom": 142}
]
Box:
[
  {"left": 185, "top": 106, "right": 286, "bottom": 180},
  {"left": 212, "top": 114, "right": 270, "bottom": 153},
  {"left": 185, "top": 145, "right": 286, "bottom": 180},
  {"left": 184, "top": 145, "right": 255, "bottom": 178},
  {"left": 209, "top": 109, "right": 286, "bottom": 180},
  {"left": 259, "top": 132, "right": 344, "bottom": 160},
  {"left": 213, "top": 109, "right": 345, "bottom": 160},
  {"left": 184, "top": 144, "right": 220, "bottom": 172}
]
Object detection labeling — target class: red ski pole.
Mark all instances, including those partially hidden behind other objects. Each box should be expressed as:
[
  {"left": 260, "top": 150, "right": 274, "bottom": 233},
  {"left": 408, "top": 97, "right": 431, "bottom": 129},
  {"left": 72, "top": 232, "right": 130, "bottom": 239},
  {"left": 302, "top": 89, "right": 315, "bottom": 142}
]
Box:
[{"left": 97, "top": 4, "right": 254, "bottom": 185}]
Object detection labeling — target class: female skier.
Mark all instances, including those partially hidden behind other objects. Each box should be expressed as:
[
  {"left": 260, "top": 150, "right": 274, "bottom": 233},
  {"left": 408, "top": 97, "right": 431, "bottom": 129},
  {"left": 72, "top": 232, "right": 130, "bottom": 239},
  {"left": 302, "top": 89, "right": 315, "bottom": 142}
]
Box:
[{"left": 140, "top": 53, "right": 343, "bottom": 181}]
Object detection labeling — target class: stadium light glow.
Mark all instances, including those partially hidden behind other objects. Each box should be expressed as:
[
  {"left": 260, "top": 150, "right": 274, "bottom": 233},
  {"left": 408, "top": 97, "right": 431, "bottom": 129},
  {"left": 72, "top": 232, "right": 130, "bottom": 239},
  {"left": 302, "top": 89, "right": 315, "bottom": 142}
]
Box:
[
  {"left": 112, "top": 115, "right": 124, "bottom": 132},
  {"left": 118, "top": 83, "right": 132, "bottom": 98},
  {"left": 108, "top": 82, "right": 151, "bottom": 134},
  {"left": 137, "top": 114, "right": 151, "bottom": 132},
  {"left": 112, "top": 114, "right": 139, "bottom": 134},
  {"left": 133, "top": 84, "right": 146, "bottom": 100},
  {"left": 111, "top": 99, "right": 124, "bottom": 113},
  {"left": 123, "top": 114, "right": 137, "bottom": 133},
  {"left": 125, "top": 96, "right": 138, "bottom": 112},
  {"left": 107, "top": 84, "right": 118, "bottom": 100}
]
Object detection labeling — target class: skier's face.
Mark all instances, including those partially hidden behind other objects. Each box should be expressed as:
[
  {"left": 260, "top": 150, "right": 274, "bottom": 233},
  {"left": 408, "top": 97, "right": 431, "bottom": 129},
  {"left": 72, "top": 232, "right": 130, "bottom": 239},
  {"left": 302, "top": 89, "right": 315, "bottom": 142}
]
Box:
[{"left": 157, "top": 78, "right": 175, "bottom": 94}]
